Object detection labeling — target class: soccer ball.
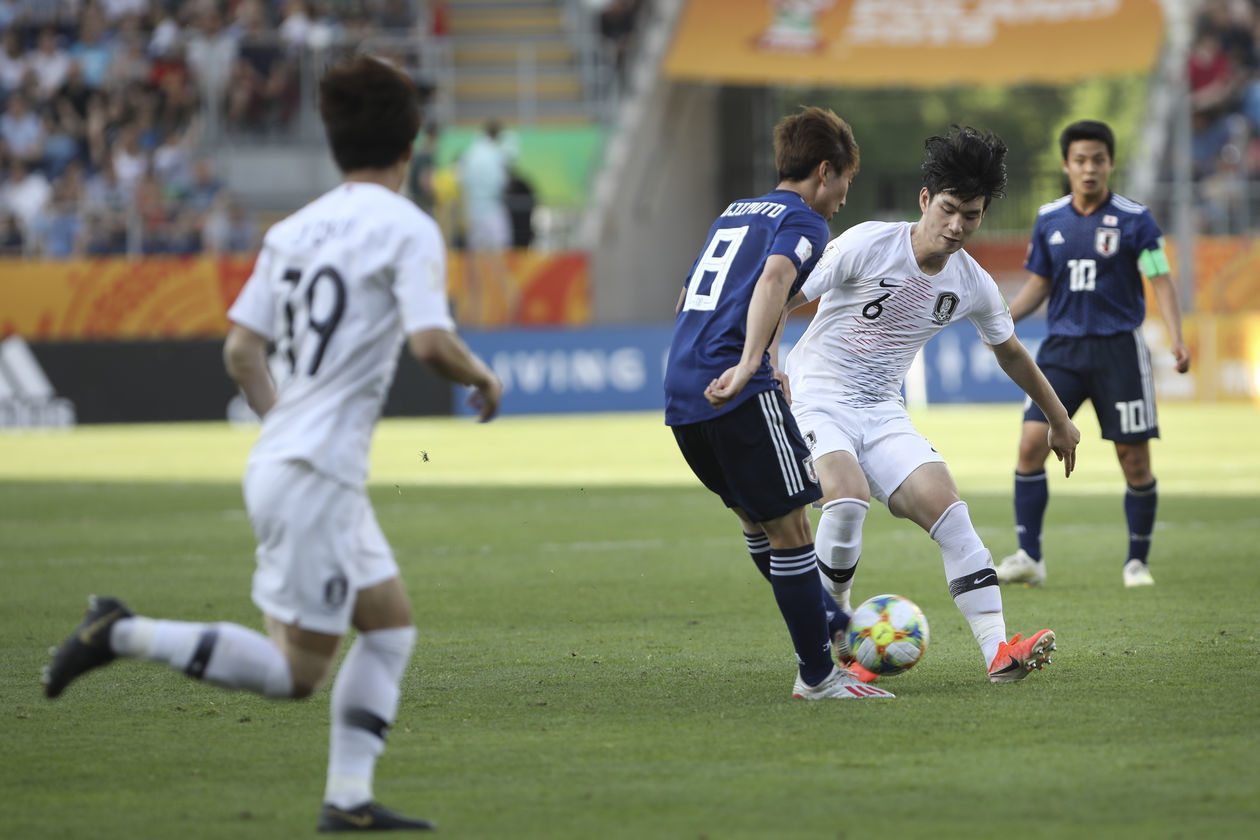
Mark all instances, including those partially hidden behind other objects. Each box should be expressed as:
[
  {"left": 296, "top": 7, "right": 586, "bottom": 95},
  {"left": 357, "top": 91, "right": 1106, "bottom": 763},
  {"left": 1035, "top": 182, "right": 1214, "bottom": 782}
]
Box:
[{"left": 846, "top": 594, "right": 930, "bottom": 676}]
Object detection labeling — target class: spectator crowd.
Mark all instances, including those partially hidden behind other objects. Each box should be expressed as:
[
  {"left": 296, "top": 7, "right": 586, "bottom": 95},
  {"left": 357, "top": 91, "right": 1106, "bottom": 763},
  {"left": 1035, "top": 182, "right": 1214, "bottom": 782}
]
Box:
[
  {"left": 0, "top": 0, "right": 431, "bottom": 258},
  {"left": 1185, "top": 0, "right": 1260, "bottom": 231},
  {"left": 0, "top": 0, "right": 651, "bottom": 260}
]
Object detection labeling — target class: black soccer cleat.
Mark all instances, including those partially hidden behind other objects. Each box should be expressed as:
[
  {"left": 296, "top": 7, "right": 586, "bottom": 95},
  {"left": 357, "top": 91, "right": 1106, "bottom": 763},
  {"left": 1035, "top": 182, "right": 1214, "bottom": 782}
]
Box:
[
  {"left": 317, "top": 801, "right": 436, "bottom": 832},
  {"left": 43, "top": 595, "right": 133, "bottom": 699}
]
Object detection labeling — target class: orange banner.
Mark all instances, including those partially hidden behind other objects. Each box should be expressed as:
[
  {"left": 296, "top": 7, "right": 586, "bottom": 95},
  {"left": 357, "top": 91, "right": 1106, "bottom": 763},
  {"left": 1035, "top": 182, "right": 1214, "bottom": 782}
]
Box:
[
  {"left": 1186, "top": 236, "right": 1260, "bottom": 314},
  {"left": 0, "top": 256, "right": 253, "bottom": 341},
  {"left": 1152, "top": 313, "right": 1260, "bottom": 402},
  {"left": 665, "top": 0, "right": 1164, "bottom": 87},
  {"left": 0, "top": 251, "right": 590, "bottom": 341},
  {"left": 445, "top": 250, "right": 590, "bottom": 327}
]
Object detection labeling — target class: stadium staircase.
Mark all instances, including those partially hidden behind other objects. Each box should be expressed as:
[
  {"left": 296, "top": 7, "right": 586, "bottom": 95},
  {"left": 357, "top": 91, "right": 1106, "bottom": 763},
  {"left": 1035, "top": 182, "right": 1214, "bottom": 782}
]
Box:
[{"left": 441, "top": 0, "right": 599, "bottom": 125}]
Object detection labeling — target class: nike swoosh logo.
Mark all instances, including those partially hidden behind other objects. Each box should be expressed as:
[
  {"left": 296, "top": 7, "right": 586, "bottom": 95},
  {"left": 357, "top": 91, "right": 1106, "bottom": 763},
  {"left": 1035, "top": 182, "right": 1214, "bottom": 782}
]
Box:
[
  {"left": 972, "top": 570, "right": 998, "bottom": 587},
  {"left": 878, "top": 279, "right": 900, "bottom": 288},
  {"left": 327, "top": 809, "right": 374, "bottom": 827},
  {"left": 78, "top": 609, "right": 124, "bottom": 645}
]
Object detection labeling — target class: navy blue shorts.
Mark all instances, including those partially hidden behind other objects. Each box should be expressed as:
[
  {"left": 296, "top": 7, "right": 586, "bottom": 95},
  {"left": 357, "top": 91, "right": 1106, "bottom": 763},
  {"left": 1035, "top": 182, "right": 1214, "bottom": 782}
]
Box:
[
  {"left": 672, "top": 388, "right": 822, "bottom": 523},
  {"left": 1024, "top": 331, "right": 1159, "bottom": 442}
]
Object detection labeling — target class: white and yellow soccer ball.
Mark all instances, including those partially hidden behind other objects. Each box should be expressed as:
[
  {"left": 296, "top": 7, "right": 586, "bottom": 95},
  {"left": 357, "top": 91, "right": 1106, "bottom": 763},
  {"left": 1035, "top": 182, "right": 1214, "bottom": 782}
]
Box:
[{"left": 846, "top": 594, "right": 930, "bottom": 676}]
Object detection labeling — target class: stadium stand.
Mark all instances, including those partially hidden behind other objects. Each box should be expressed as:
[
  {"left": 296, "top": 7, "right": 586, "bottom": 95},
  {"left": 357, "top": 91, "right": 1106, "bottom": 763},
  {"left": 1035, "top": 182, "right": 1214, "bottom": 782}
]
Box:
[
  {"left": 1187, "top": 0, "right": 1260, "bottom": 233},
  {"left": 0, "top": 0, "right": 639, "bottom": 258}
]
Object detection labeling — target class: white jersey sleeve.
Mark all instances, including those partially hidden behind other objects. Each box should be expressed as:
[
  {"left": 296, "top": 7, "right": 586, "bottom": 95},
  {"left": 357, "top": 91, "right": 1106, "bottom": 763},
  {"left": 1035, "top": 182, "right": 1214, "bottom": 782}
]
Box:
[
  {"left": 228, "top": 246, "right": 279, "bottom": 339},
  {"left": 964, "top": 263, "right": 1015, "bottom": 346},
  {"left": 394, "top": 216, "right": 455, "bottom": 335},
  {"left": 798, "top": 222, "right": 878, "bottom": 302}
]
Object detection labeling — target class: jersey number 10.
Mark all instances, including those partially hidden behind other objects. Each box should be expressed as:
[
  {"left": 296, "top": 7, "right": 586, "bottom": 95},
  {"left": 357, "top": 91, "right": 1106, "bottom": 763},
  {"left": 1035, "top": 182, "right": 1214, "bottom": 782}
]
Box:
[
  {"left": 1067, "top": 259, "right": 1097, "bottom": 292},
  {"left": 1115, "top": 399, "right": 1149, "bottom": 434}
]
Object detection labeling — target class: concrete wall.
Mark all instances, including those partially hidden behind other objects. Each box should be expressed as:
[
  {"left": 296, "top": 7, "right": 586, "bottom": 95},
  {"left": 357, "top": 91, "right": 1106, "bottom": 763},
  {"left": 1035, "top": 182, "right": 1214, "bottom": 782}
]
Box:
[
  {"left": 590, "top": 81, "right": 723, "bottom": 324},
  {"left": 213, "top": 146, "right": 342, "bottom": 211}
]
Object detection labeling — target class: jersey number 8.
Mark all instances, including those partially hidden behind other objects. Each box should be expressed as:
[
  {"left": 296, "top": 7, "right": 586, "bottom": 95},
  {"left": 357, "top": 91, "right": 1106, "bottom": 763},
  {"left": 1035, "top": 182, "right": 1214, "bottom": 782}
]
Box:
[{"left": 682, "top": 226, "right": 749, "bottom": 312}]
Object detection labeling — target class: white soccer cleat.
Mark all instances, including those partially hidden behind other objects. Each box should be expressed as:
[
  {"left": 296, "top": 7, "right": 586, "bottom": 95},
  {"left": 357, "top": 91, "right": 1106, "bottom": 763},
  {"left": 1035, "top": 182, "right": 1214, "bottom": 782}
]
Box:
[
  {"left": 792, "top": 665, "right": 894, "bottom": 699},
  {"left": 995, "top": 549, "right": 1046, "bottom": 586},
  {"left": 1122, "top": 559, "right": 1155, "bottom": 588}
]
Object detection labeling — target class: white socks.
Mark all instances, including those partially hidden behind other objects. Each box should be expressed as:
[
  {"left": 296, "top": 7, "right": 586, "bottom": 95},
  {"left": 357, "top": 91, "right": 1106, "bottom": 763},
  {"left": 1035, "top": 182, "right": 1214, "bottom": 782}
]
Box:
[
  {"left": 930, "top": 501, "right": 1006, "bottom": 666},
  {"left": 325, "top": 626, "right": 417, "bottom": 810},
  {"left": 815, "top": 498, "right": 868, "bottom": 612},
  {"left": 111, "top": 617, "right": 294, "bottom": 698},
  {"left": 109, "top": 615, "right": 420, "bottom": 808}
]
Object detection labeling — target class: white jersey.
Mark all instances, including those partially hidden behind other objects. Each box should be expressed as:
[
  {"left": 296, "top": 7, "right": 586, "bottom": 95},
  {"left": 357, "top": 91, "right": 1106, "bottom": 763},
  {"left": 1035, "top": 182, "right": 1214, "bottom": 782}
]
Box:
[
  {"left": 228, "top": 182, "right": 455, "bottom": 485},
  {"left": 785, "top": 221, "right": 1013, "bottom": 407}
]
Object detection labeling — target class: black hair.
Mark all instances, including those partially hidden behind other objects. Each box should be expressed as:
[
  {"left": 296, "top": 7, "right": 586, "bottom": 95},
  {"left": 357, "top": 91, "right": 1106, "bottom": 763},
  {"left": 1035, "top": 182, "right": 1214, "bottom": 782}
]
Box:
[
  {"left": 920, "top": 126, "right": 1008, "bottom": 208},
  {"left": 1058, "top": 120, "right": 1115, "bottom": 162},
  {"left": 318, "top": 55, "right": 421, "bottom": 173}
]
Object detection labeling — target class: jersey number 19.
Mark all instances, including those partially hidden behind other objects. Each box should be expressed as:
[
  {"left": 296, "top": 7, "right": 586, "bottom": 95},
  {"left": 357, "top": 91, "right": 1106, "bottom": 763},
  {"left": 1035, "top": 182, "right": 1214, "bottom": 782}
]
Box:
[{"left": 279, "top": 265, "right": 347, "bottom": 376}]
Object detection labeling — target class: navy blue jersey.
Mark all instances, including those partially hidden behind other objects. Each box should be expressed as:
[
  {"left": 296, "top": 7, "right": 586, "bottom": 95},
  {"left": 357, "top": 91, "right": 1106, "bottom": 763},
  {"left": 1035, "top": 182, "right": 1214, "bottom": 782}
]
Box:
[
  {"left": 664, "top": 189, "right": 829, "bottom": 426},
  {"left": 1025, "top": 192, "right": 1164, "bottom": 338}
]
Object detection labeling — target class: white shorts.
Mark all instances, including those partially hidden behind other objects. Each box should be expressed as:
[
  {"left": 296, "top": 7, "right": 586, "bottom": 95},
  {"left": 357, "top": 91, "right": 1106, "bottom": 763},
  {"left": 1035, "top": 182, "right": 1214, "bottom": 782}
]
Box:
[
  {"left": 242, "top": 459, "right": 399, "bottom": 635},
  {"left": 791, "top": 399, "right": 944, "bottom": 505}
]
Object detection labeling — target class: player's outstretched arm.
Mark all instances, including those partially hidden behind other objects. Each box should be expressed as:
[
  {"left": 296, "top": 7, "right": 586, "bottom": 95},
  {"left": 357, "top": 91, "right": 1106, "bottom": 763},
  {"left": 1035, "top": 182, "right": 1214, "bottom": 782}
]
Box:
[
  {"left": 1006, "top": 272, "right": 1052, "bottom": 324},
  {"left": 408, "top": 327, "right": 502, "bottom": 421},
  {"left": 704, "top": 254, "right": 797, "bottom": 409},
  {"left": 991, "top": 334, "right": 1080, "bottom": 477},
  {"left": 223, "top": 324, "right": 276, "bottom": 418}
]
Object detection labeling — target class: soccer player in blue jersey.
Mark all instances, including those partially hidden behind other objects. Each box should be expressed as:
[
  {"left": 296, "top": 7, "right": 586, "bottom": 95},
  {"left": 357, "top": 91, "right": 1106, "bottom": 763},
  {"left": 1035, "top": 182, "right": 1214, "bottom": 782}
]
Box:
[
  {"left": 664, "top": 106, "right": 892, "bottom": 700},
  {"left": 995, "top": 120, "right": 1191, "bottom": 589}
]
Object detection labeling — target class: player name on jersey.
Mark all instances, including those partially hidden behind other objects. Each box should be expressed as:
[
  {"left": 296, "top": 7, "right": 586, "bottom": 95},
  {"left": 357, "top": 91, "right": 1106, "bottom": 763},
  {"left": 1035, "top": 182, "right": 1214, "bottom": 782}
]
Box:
[{"left": 720, "top": 200, "right": 788, "bottom": 218}]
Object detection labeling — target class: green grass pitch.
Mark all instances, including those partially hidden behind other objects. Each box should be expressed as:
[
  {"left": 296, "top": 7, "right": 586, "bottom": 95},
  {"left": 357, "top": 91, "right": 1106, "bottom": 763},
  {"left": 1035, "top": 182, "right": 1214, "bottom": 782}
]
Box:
[{"left": 2, "top": 403, "right": 1258, "bottom": 839}]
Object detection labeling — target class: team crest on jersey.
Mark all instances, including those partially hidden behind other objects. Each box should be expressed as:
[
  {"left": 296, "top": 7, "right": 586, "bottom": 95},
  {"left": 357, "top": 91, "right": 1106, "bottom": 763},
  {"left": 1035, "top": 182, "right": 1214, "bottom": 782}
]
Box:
[
  {"left": 1095, "top": 227, "right": 1120, "bottom": 257},
  {"left": 931, "top": 292, "right": 959, "bottom": 325}
]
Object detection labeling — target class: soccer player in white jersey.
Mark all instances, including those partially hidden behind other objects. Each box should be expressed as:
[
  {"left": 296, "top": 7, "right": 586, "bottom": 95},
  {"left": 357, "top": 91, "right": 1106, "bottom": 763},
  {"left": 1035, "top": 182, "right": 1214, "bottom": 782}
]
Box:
[
  {"left": 43, "top": 56, "right": 502, "bottom": 832},
  {"left": 994, "top": 120, "right": 1191, "bottom": 589},
  {"left": 782, "top": 127, "right": 1080, "bottom": 684}
]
